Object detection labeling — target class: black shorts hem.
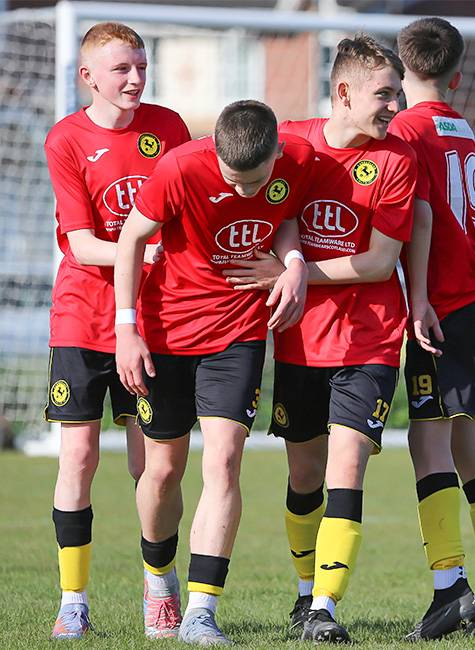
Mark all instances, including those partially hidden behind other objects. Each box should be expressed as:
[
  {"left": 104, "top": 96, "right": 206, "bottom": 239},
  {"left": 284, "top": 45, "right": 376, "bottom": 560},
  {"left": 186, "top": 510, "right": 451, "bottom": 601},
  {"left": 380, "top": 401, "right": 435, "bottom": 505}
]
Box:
[
  {"left": 114, "top": 412, "right": 137, "bottom": 427},
  {"left": 328, "top": 421, "right": 382, "bottom": 454},
  {"left": 268, "top": 428, "right": 329, "bottom": 443},
  {"left": 143, "top": 428, "right": 191, "bottom": 441},
  {"left": 198, "top": 415, "right": 250, "bottom": 435},
  {"left": 44, "top": 415, "right": 102, "bottom": 424}
]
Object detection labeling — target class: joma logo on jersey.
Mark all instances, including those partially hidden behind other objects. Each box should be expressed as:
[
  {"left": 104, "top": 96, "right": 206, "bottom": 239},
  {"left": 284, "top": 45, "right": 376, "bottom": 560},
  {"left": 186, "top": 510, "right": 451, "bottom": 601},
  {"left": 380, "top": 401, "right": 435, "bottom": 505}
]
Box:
[
  {"left": 103, "top": 175, "right": 147, "bottom": 217},
  {"left": 301, "top": 200, "right": 358, "bottom": 238},
  {"left": 215, "top": 220, "right": 273, "bottom": 254}
]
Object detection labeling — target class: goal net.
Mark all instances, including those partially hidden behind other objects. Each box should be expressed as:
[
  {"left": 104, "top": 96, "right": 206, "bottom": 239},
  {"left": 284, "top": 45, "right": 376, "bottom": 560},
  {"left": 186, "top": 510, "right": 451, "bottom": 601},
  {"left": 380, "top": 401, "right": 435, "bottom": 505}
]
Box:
[{"left": 1, "top": 1, "right": 474, "bottom": 444}]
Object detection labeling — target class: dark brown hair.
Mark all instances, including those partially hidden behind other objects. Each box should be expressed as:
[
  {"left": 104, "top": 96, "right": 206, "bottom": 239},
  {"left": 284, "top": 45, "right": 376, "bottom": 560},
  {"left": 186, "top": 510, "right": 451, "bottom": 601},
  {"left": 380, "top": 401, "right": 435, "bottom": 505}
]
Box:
[
  {"left": 215, "top": 100, "right": 278, "bottom": 171},
  {"left": 397, "top": 17, "right": 464, "bottom": 79},
  {"left": 331, "top": 34, "right": 404, "bottom": 95}
]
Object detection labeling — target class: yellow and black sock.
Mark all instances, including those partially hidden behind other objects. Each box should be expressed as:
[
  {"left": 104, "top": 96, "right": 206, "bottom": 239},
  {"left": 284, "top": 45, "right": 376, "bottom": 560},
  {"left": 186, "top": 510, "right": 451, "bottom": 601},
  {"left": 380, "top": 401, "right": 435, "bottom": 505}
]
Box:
[
  {"left": 53, "top": 506, "right": 93, "bottom": 592},
  {"left": 141, "top": 533, "right": 178, "bottom": 575},
  {"left": 188, "top": 554, "right": 229, "bottom": 596},
  {"left": 285, "top": 481, "right": 324, "bottom": 582},
  {"left": 462, "top": 478, "right": 475, "bottom": 537},
  {"left": 313, "top": 489, "right": 363, "bottom": 602},
  {"left": 417, "top": 473, "right": 464, "bottom": 569}
]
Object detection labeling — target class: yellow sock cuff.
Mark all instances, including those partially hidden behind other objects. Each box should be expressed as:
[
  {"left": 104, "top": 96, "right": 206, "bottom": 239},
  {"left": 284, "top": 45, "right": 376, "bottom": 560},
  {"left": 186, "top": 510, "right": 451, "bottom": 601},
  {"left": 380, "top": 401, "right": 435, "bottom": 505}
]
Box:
[
  {"left": 143, "top": 558, "right": 176, "bottom": 576},
  {"left": 314, "top": 517, "right": 362, "bottom": 602},
  {"left": 285, "top": 503, "right": 325, "bottom": 581},
  {"left": 58, "top": 543, "right": 92, "bottom": 592},
  {"left": 188, "top": 581, "right": 223, "bottom": 596},
  {"left": 432, "top": 555, "right": 465, "bottom": 570},
  {"left": 418, "top": 487, "right": 464, "bottom": 569}
]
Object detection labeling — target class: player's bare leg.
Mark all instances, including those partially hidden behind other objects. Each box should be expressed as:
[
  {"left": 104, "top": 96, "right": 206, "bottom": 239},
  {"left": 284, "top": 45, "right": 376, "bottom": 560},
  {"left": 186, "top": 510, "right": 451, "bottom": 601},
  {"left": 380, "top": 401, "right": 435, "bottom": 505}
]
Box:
[
  {"left": 51, "top": 422, "right": 100, "bottom": 639},
  {"left": 406, "top": 419, "right": 474, "bottom": 640},
  {"left": 302, "top": 426, "right": 373, "bottom": 644},
  {"left": 125, "top": 416, "right": 145, "bottom": 481},
  {"left": 179, "top": 418, "right": 247, "bottom": 645},
  {"left": 136, "top": 434, "right": 189, "bottom": 638},
  {"left": 286, "top": 437, "right": 328, "bottom": 633}
]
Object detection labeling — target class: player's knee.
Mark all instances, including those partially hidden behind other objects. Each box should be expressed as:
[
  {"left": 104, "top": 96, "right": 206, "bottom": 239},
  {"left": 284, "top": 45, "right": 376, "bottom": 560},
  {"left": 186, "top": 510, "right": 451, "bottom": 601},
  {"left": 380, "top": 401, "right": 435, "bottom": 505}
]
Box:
[
  {"left": 146, "top": 461, "right": 183, "bottom": 492},
  {"left": 60, "top": 440, "right": 99, "bottom": 478},
  {"left": 203, "top": 451, "right": 242, "bottom": 491}
]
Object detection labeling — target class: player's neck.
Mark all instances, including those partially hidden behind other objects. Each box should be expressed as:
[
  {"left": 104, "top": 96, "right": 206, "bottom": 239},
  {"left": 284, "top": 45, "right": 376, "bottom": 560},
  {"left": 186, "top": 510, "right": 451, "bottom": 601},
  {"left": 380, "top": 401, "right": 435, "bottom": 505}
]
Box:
[
  {"left": 402, "top": 72, "right": 448, "bottom": 109},
  {"left": 85, "top": 102, "right": 136, "bottom": 129},
  {"left": 323, "top": 116, "right": 371, "bottom": 149},
  {"left": 403, "top": 85, "right": 448, "bottom": 109}
]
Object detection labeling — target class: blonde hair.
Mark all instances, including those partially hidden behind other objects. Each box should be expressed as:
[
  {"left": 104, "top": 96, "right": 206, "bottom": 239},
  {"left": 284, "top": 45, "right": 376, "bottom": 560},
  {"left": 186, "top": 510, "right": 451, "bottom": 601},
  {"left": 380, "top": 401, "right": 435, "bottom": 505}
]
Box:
[{"left": 80, "top": 22, "right": 144, "bottom": 55}]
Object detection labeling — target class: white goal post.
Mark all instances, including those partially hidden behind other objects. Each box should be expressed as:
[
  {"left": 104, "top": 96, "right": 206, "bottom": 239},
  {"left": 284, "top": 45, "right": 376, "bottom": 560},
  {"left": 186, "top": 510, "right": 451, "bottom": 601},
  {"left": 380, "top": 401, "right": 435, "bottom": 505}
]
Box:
[{"left": 1, "top": 1, "right": 474, "bottom": 453}]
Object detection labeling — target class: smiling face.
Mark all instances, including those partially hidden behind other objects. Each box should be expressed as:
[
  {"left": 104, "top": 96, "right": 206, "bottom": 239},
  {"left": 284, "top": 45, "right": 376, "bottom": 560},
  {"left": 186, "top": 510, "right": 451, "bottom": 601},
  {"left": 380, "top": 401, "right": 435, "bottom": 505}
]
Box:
[
  {"left": 340, "top": 65, "right": 402, "bottom": 141},
  {"left": 80, "top": 39, "right": 147, "bottom": 113}
]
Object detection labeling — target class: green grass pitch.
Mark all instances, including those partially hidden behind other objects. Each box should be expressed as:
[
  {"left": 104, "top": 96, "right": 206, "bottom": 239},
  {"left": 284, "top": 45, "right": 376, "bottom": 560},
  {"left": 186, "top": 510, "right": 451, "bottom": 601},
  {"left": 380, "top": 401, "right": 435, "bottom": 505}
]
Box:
[{"left": 1, "top": 446, "right": 474, "bottom": 648}]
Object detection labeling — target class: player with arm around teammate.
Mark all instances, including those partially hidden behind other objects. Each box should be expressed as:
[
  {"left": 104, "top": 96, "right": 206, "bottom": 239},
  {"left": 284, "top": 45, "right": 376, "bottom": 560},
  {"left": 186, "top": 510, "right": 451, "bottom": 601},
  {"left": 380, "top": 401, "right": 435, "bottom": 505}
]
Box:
[
  {"left": 225, "top": 37, "right": 416, "bottom": 643},
  {"left": 389, "top": 17, "right": 475, "bottom": 640},
  {"left": 114, "top": 99, "right": 314, "bottom": 645},
  {"left": 44, "top": 22, "right": 190, "bottom": 639}
]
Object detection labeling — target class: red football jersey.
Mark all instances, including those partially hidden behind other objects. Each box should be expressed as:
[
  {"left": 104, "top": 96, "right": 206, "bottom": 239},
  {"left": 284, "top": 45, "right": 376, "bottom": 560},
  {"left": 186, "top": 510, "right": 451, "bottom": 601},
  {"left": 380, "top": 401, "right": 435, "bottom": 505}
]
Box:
[
  {"left": 134, "top": 134, "right": 315, "bottom": 354},
  {"left": 274, "top": 118, "right": 416, "bottom": 368},
  {"left": 45, "top": 103, "right": 190, "bottom": 352},
  {"left": 390, "top": 102, "right": 475, "bottom": 321}
]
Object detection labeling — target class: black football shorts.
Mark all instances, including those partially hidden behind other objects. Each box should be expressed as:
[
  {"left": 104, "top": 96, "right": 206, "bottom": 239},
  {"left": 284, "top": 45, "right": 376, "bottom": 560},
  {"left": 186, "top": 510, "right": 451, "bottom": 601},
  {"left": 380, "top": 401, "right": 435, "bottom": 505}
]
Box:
[
  {"left": 45, "top": 346, "right": 137, "bottom": 425},
  {"left": 269, "top": 361, "right": 398, "bottom": 449},
  {"left": 138, "top": 341, "right": 266, "bottom": 440},
  {"left": 405, "top": 301, "right": 475, "bottom": 421}
]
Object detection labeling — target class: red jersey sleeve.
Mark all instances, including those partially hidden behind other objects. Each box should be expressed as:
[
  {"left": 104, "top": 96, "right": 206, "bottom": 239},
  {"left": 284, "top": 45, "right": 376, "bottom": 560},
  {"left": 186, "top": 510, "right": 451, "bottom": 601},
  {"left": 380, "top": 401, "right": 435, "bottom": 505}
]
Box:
[
  {"left": 372, "top": 141, "right": 416, "bottom": 242},
  {"left": 134, "top": 151, "right": 185, "bottom": 223},
  {"left": 44, "top": 135, "right": 95, "bottom": 234},
  {"left": 389, "top": 116, "right": 430, "bottom": 202}
]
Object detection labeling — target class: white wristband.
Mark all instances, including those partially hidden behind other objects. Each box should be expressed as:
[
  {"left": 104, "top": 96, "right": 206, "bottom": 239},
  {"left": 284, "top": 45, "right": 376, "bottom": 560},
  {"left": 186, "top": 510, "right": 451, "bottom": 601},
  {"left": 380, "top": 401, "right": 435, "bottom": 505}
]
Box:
[
  {"left": 284, "top": 249, "right": 305, "bottom": 268},
  {"left": 115, "top": 308, "right": 136, "bottom": 325}
]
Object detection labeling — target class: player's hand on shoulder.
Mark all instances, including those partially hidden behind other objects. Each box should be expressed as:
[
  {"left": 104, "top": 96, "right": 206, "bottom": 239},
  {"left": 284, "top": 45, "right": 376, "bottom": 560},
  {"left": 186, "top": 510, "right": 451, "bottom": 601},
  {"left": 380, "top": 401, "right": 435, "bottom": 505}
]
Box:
[
  {"left": 266, "top": 258, "right": 308, "bottom": 332},
  {"left": 412, "top": 300, "right": 444, "bottom": 357},
  {"left": 223, "top": 249, "right": 284, "bottom": 290},
  {"left": 115, "top": 324, "right": 155, "bottom": 395}
]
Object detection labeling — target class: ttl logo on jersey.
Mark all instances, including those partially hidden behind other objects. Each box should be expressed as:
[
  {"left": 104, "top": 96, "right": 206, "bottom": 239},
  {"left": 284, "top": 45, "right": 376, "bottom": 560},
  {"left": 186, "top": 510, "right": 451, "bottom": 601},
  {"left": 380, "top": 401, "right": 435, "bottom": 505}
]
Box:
[
  {"left": 87, "top": 148, "right": 109, "bottom": 162},
  {"left": 137, "top": 397, "right": 153, "bottom": 424},
  {"left": 103, "top": 175, "right": 147, "bottom": 217},
  {"left": 51, "top": 380, "right": 70, "bottom": 407},
  {"left": 302, "top": 200, "right": 358, "bottom": 239},
  {"left": 352, "top": 160, "right": 379, "bottom": 186},
  {"left": 266, "top": 178, "right": 290, "bottom": 204},
  {"left": 215, "top": 220, "right": 273, "bottom": 254},
  {"left": 138, "top": 133, "right": 161, "bottom": 158}
]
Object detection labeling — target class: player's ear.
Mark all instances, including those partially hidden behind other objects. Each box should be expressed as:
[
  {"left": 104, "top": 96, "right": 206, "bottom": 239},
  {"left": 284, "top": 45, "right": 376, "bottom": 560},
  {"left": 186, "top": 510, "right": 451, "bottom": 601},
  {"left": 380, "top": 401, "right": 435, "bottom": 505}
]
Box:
[
  {"left": 337, "top": 81, "right": 350, "bottom": 107},
  {"left": 79, "top": 64, "right": 96, "bottom": 89},
  {"left": 276, "top": 141, "right": 285, "bottom": 159},
  {"left": 448, "top": 70, "right": 462, "bottom": 91}
]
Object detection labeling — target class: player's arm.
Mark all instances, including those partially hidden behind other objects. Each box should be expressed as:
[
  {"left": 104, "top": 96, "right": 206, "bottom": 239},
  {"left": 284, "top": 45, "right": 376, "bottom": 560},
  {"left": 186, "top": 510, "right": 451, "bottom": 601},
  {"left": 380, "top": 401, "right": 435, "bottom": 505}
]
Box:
[
  {"left": 406, "top": 199, "right": 444, "bottom": 355},
  {"left": 67, "top": 228, "right": 158, "bottom": 266},
  {"left": 114, "top": 206, "right": 162, "bottom": 396},
  {"left": 306, "top": 227, "right": 401, "bottom": 284},
  {"left": 265, "top": 218, "right": 308, "bottom": 332}
]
